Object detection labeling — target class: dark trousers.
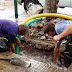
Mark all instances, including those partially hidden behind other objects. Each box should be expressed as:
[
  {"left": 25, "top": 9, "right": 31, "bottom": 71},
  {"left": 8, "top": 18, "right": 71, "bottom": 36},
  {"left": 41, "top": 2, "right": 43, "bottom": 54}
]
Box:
[{"left": 0, "top": 39, "right": 9, "bottom": 52}]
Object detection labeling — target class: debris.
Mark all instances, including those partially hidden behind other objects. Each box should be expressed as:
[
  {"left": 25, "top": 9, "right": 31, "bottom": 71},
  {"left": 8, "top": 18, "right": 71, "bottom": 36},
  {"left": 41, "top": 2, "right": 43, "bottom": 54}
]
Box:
[
  {"left": 40, "top": 36, "right": 46, "bottom": 40},
  {"left": 21, "top": 37, "right": 55, "bottom": 50},
  {"left": 0, "top": 57, "right": 31, "bottom": 68}
]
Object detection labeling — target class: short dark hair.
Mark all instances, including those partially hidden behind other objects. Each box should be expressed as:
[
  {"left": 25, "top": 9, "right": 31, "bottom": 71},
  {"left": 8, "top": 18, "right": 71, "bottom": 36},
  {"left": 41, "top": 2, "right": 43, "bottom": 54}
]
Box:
[
  {"left": 18, "top": 24, "right": 29, "bottom": 37},
  {"left": 43, "top": 22, "right": 55, "bottom": 33}
]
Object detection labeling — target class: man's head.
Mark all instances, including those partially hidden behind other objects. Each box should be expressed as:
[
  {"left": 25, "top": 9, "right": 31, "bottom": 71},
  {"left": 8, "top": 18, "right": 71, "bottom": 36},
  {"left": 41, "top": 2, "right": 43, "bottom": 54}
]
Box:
[
  {"left": 43, "top": 22, "right": 55, "bottom": 37},
  {"left": 18, "top": 24, "right": 29, "bottom": 37}
]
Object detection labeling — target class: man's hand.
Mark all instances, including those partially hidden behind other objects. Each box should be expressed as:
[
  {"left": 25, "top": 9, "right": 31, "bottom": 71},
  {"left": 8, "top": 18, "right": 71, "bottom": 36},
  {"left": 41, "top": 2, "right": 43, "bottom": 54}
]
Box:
[
  {"left": 16, "top": 39, "right": 21, "bottom": 45},
  {"left": 15, "top": 37, "right": 21, "bottom": 45},
  {"left": 53, "top": 35, "right": 61, "bottom": 41}
]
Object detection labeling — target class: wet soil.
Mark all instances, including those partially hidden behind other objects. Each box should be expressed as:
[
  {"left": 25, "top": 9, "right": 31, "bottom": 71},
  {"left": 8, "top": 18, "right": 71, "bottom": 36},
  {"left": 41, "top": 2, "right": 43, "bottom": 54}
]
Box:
[{"left": 19, "top": 41, "right": 66, "bottom": 70}]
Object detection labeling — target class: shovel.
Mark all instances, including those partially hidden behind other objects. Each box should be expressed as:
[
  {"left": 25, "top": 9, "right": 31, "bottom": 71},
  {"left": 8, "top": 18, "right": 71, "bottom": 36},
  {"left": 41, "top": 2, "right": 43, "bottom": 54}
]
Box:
[{"left": 0, "top": 57, "right": 31, "bottom": 68}]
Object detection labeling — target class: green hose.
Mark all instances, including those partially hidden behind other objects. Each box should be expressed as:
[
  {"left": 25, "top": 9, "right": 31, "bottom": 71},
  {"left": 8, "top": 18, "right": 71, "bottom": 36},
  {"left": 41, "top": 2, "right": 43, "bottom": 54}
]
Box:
[
  {"left": 15, "top": 35, "right": 21, "bottom": 54},
  {"left": 15, "top": 17, "right": 43, "bottom": 54},
  {"left": 26, "top": 17, "right": 43, "bottom": 25}
]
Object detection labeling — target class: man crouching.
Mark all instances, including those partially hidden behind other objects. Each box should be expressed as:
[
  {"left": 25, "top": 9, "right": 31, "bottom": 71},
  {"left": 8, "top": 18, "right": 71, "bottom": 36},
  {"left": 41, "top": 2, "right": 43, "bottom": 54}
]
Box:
[{"left": 0, "top": 19, "right": 29, "bottom": 53}]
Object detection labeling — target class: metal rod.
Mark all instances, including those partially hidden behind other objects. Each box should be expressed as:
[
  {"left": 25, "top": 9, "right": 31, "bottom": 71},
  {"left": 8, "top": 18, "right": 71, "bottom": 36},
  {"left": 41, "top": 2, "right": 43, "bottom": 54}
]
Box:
[{"left": 14, "top": 0, "right": 18, "bottom": 19}]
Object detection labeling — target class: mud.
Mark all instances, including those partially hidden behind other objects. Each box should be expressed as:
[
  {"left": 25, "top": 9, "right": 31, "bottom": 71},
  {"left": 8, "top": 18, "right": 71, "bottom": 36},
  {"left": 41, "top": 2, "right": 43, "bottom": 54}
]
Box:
[{"left": 19, "top": 39, "right": 66, "bottom": 70}]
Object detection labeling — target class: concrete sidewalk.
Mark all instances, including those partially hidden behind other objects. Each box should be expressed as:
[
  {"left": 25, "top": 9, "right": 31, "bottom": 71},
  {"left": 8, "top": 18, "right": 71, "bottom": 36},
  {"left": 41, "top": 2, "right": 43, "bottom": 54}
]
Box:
[{"left": 0, "top": 52, "right": 65, "bottom": 72}]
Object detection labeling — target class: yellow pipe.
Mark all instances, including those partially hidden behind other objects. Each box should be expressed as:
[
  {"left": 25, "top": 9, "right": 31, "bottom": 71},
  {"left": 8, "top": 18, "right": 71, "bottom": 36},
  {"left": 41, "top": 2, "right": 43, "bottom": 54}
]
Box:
[
  {"left": 21, "top": 13, "right": 72, "bottom": 24},
  {"left": 43, "top": 6, "right": 44, "bottom": 13}
]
